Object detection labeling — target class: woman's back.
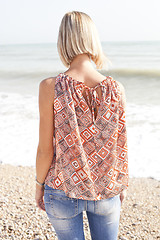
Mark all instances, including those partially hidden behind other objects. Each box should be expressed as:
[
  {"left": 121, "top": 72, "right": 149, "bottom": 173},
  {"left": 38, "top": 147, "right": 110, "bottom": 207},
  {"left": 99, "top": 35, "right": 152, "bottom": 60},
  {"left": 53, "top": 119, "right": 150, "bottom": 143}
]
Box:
[{"left": 44, "top": 69, "right": 128, "bottom": 200}]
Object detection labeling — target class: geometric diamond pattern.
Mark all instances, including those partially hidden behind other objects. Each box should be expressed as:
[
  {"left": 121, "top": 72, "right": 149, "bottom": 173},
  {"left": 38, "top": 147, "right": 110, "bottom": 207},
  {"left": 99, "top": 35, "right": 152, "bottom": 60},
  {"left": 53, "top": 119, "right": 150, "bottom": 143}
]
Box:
[{"left": 45, "top": 72, "right": 129, "bottom": 200}]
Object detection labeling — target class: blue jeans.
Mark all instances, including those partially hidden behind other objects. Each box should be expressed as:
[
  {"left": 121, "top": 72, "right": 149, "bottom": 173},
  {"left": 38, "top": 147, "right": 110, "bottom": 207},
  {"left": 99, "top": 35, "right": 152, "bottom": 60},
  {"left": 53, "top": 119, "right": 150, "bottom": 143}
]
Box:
[{"left": 44, "top": 184, "right": 121, "bottom": 240}]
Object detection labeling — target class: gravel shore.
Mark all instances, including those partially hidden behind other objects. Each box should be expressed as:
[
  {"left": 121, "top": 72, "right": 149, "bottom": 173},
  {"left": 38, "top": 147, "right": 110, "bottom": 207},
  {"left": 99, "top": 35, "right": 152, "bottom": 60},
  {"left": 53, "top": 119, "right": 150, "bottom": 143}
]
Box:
[{"left": 0, "top": 164, "right": 160, "bottom": 240}]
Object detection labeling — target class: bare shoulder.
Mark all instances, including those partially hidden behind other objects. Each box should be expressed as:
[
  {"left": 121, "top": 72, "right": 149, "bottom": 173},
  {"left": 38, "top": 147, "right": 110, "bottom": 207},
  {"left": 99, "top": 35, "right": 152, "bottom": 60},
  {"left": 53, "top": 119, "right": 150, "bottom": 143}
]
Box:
[
  {"left": 39, "top": 77, "right": 56, "bottom": 102},
  {"left": 39, "top": 77, "right": 56, "bottom": 91}
]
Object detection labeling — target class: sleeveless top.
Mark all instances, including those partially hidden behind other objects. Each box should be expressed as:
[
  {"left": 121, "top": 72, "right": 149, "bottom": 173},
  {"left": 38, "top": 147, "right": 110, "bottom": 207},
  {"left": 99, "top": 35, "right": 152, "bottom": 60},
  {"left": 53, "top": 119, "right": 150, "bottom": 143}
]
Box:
[{"left": 44, "top": 72, "right": 129, "bottom": 200}]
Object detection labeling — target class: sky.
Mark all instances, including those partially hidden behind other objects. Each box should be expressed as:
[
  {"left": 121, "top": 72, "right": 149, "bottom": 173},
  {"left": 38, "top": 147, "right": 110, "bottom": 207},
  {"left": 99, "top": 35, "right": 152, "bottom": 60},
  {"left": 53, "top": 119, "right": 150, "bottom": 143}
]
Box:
[{"left": 0, "top": 0, "right": 160, "bottom": 45}]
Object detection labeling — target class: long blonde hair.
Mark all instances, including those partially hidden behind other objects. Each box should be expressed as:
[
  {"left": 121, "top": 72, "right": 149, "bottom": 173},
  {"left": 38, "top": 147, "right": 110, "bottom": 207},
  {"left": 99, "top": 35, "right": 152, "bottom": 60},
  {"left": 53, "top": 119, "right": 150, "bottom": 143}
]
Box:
[{"left": 57, "top": 11, "right": 110, "bottom": 70}]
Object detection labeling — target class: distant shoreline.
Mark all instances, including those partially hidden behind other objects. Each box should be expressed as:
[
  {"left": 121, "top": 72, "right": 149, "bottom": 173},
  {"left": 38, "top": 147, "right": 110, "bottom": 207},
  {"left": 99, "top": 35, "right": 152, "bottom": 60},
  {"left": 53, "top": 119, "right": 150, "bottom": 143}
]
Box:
[{"left": 1, "top": 40, "right": 160, "bottom": 46}]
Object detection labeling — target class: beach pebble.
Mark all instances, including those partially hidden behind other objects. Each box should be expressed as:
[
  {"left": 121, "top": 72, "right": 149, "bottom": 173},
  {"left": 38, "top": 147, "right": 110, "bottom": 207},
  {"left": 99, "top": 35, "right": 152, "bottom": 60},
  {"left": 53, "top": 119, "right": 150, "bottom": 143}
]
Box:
[{"left": 0, "top": 164, "right": 160, "bottom": 240}]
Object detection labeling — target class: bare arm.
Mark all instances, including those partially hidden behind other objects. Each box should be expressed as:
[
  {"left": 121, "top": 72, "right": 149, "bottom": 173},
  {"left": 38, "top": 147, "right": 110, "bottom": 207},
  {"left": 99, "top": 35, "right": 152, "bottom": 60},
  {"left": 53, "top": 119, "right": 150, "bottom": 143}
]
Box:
[{"left": 36, "top": 77, "right": 55, "bottom": 184}]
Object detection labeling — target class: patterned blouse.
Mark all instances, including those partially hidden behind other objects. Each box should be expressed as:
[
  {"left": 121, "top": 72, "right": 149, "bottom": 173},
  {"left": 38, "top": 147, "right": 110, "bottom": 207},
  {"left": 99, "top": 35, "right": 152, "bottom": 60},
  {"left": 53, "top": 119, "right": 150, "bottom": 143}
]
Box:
[{"left": 44, "top": 72, "right": 129, "bottom": 200}]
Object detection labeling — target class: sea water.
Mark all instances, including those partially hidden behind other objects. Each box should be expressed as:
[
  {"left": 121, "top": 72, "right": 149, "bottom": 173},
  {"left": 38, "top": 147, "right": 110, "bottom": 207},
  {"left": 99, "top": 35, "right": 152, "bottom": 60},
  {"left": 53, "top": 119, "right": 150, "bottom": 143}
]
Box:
[{"left": 0, "top": 41, "right": 160, "bottom": 180}]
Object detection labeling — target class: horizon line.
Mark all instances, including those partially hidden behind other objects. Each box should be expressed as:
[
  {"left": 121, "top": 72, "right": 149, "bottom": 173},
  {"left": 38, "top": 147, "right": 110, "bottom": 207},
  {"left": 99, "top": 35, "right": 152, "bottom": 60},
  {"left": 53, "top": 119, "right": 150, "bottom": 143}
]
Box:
[{"left": 0, "top": 39, "right": 160, "bottom": 46}]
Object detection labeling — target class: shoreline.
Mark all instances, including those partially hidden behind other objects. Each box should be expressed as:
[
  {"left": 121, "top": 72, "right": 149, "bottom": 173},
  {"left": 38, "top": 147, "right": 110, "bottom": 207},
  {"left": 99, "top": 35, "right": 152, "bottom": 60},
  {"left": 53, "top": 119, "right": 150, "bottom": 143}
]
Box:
[{"left": 0, "top": 164, "right": 160, "bottom": 239}]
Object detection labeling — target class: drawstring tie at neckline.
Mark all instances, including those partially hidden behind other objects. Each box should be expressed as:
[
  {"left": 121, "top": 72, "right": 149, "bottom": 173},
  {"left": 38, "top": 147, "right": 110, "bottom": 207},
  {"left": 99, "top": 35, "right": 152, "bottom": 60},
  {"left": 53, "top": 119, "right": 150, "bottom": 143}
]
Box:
[
  {"left": 61, "top": 72, "right": 108, "bottom": 123},
  {"left": 83, "top": 84, "right": 103, "bottom": 123}
]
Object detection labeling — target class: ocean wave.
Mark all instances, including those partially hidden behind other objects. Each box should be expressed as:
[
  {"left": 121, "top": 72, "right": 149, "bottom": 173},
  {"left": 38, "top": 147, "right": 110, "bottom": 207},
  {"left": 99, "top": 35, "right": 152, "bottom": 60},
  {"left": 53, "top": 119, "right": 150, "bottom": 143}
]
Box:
[
  {"left": 0, "top": 70, "right": 56, "bottom": 80},
  {"left": 104, "top": 68, "right": 160, "bottom": 78},
  {"left": 0, "top": 68, "right": 160, "bottom": 80}
]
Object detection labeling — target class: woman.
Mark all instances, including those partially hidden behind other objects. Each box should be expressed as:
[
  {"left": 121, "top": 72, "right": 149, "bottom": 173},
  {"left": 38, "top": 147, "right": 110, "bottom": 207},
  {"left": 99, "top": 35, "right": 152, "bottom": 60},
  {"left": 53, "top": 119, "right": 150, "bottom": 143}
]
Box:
[{"left": 35, "top": 11, "right": 129, "bottom": 240}]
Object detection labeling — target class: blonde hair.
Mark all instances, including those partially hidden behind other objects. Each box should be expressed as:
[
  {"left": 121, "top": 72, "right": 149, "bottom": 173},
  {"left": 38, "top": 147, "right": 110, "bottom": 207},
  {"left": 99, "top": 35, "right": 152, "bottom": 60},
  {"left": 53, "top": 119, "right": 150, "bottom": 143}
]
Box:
[{"left": 57, "top": 11, "right": 110, "bottom": 70}]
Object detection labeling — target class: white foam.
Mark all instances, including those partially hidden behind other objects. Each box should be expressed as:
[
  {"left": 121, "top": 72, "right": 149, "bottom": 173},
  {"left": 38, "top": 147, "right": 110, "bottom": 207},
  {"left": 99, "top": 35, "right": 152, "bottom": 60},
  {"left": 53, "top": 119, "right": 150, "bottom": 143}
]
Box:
[
  {"left": 0, "top": 92, "right": 39, "bottom": 166},
  {"left": 126, "top": 103, "right": 160, "bottom": 180}
]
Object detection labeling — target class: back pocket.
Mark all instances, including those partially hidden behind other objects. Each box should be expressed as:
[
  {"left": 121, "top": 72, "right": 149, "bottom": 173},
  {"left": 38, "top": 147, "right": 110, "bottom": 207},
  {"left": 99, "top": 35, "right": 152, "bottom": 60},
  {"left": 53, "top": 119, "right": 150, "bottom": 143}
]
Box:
[{"left": 44, "top": 190, "right": 79, "bottom": 219}]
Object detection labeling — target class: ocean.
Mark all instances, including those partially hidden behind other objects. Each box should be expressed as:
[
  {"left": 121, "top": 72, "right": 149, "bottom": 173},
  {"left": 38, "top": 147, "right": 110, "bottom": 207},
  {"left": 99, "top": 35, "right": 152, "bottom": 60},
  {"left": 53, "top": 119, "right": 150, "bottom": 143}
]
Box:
[{"left": 0, "top": 41, "right": 160, "bottom": 180}]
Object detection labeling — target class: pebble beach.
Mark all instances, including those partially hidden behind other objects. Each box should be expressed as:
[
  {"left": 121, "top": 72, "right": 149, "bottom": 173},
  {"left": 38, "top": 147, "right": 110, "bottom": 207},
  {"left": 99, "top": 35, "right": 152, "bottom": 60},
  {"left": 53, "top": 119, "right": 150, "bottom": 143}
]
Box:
[{"left": 0, "top": 164, "right": 160, "bottom": 240}]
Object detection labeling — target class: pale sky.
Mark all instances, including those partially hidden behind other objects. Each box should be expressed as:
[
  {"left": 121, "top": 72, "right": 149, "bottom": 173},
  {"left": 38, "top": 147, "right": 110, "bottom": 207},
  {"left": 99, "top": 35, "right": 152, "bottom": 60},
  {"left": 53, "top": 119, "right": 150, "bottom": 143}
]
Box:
[{"left": 0, "top": 0, "right": 159, "bottom": 45}]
